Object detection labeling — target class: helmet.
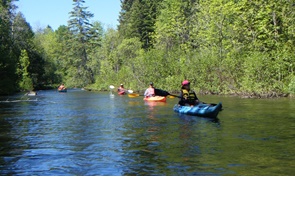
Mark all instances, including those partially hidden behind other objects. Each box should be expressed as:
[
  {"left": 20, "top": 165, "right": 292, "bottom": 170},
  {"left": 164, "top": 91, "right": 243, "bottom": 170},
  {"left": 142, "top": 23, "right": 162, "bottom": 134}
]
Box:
[
  {"left": 120, "top": 84, "right": 123, "bottom": 86},
  {"left": 182, "top": 80, "right": 190, "bottom": 86},
  {"left": 149, "top": 82, "right": 153, "bottom": 85}
]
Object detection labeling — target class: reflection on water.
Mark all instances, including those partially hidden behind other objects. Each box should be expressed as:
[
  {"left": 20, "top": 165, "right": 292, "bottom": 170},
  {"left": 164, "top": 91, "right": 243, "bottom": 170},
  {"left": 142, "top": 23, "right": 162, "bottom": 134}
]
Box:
[
  {"left": 144, "top": 101, "right": 167, "bottom": 107},
  {"left": 0, "top": 91, "right": 294, "bottom": 175}
]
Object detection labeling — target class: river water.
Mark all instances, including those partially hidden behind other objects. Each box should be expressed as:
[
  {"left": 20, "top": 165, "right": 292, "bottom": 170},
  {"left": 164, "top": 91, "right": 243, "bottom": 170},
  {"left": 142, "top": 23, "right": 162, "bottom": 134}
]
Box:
[{"left": 0, "top": 89, "right": 294, "bottom": 176}]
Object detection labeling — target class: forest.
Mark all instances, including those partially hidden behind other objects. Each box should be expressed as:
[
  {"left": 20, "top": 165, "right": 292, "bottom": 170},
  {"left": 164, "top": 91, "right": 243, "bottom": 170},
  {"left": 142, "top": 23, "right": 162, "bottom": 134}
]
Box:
[{"left": 1, "top": 0, "right": 295, "bottom": 97}]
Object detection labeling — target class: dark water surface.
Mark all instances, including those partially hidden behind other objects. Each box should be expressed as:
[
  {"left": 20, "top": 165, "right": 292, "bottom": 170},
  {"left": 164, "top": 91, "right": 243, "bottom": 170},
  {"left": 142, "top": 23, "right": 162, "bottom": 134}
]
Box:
[{"left": 0, "top": 90, "right": 294, "bottom": 175}]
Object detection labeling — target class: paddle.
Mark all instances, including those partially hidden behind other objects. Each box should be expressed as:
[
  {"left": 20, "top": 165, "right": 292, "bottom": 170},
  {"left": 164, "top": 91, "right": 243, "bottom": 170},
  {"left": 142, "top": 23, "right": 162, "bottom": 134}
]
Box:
[
  {"left": 154, "top": 89, "right": 181, "bottom": 98},
  {"left": 167, "top": 94, "right": 180, "bottom": 98},
  {"left": 110, "top": 85, "right": 134, "bottom": 95},
  {"left": 127, "top": 88, "right": 177, "bottom": 98},
  {"left": 126, "top": 88, "right": 219, "bottom": 107},
  {"left": 109, "top": 85, "right": 114, "bottom": 96},
  {"left": 155, "top": 88, "right": 220, "bottom": 107},
  {"left": 128, "top": 90, "right": 143, "bottom": 98}
]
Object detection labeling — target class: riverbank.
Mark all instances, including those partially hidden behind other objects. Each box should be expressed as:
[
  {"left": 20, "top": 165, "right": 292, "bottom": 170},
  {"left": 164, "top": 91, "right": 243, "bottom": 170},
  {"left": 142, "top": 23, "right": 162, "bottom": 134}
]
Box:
[
  {"left": 1, "top": 86, "right": 293, "bottom": 99},
  {"left": 198, "top": 90, "right": 291, "bottom": 99},
  {"left": 83, "top": 86, "right": 293, "bottom": 99}
]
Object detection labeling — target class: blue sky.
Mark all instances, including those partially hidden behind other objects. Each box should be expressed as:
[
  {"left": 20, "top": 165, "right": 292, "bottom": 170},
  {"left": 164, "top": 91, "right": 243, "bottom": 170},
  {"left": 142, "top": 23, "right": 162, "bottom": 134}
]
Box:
[{"left": 16, "top": 0, "right": 121, "bottom": 31}]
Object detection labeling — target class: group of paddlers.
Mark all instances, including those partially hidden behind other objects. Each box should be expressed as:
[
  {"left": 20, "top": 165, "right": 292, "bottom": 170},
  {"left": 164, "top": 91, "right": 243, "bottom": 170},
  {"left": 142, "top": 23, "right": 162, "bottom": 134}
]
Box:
[{"left": 118, "top": 80, "right": 199, "bottom": 107}]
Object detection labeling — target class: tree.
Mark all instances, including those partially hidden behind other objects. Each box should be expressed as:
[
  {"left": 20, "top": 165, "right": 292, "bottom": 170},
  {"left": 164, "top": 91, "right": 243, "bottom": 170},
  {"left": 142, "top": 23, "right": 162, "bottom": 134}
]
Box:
[
  {"left": 118, "top": 0, "right": 135, "bottom": 38},
  {"left": 96, "top": 27, "right": 121, "bottom": 87},
  {"left": 67, "top": 0, "right": 95, "bottom": 87},
  {"left": 0, "top": 0, "right": 18, "bottom": 94},
  {"left": 34, "top": 26, "right": 62, "bottom": 86},
  {"left": 12, "top": 12, "right": 34, "bottom": 56},
  {"left": 153, "top": 0, "right": 188, "bottom": 50},
  {"left": 54, "top": 25, "right": 72, "bottom": 84},
  {"left": 86, "top": 21, "right": 104, "bottom": 76},
  {"left": 118, "top": 0, "right": 163, "bottom": 49},
  {"left": 12, "top": 12, "right": 46, "bottom": 89},
  {"left": 18, "top": 49, "right": 33, "bottom": 91}
]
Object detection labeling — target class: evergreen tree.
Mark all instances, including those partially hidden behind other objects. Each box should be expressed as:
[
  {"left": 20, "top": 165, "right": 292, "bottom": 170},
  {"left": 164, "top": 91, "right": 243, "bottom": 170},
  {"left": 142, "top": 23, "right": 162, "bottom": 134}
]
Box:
[
  {"left": 118, "top": 0, "right": 135, "bottom": 38},
  {"left": 67, "top": 0, "right": 95, "bottom": 87},
  {"left": 118, "top": 0, "right": 163, "bottom": 49}
]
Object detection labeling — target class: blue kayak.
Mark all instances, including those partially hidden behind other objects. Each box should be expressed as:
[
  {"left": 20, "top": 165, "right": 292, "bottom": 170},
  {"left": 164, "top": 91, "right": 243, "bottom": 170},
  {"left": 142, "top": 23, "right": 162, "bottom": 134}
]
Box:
[{"left": 173, "top": 102, "right": 223, "bottom": 118}]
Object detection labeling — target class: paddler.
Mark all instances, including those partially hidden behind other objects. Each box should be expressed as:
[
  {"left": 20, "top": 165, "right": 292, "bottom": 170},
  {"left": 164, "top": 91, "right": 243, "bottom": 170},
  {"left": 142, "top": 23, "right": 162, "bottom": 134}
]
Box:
[
  {"left": 144, "top": 82, "right": 155, "bottom": 98},
  {"left": 118, "top": 84, "right": 126, "bottom": 94},
  {"left": 58, "top": 83, "right": 66, "bottom": 91},
  {"left": 178, "top": 80, "right": 199, "bottom": 106}
]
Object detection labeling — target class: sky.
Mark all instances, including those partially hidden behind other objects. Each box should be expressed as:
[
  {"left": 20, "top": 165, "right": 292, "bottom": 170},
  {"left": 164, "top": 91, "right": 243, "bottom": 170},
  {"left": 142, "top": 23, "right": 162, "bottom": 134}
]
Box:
[{"left": 16, "top": 0, "right": 121, "bottom": 31}]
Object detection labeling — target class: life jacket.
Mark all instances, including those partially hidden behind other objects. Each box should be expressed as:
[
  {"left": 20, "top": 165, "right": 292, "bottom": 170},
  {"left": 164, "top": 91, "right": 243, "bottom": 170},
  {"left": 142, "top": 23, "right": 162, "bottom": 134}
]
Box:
[
  {"left": 146, "top": 87, "right": 155, "bottom": 97},
  {"left": 181, "top": 89, "right": 197, "bottom": 105}
]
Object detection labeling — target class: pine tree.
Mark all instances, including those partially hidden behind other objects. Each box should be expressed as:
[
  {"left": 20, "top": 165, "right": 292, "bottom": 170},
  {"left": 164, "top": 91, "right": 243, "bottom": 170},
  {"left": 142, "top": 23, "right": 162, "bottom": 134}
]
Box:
[
  {"left": 118, "top": 0, "right": 163, "bottom": 49},
  {"left": 118, "top": 0, "right": 135, "bottom": 38},
  {"left": 67, "top": 0, "right": 95, "bottom": 87}
]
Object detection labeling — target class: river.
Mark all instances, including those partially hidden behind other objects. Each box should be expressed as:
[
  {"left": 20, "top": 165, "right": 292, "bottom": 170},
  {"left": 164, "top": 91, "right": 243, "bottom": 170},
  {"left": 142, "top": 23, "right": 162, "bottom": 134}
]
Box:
[{"left": 0, "top": 89, "right": 294, "bottom": 175}]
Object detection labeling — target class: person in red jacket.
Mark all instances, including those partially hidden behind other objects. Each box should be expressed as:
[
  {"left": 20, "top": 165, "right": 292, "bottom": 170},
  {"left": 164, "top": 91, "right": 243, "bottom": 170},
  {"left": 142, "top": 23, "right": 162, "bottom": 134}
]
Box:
[{"left": 117, "top": 84, "right": 126, "bottom": 94}]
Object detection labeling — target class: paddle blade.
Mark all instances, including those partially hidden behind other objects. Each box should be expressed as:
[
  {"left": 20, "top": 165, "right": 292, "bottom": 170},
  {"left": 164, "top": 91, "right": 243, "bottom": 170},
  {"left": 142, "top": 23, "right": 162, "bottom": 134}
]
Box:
[
  {"left": 128, "top": 90, "right": 134, "bottom": 93},
  {"left": 168, "top": 95, "right": 175, "bottom": 98},
  {"left": 109, "top": 85, "right": 115, "bottom": 89}
]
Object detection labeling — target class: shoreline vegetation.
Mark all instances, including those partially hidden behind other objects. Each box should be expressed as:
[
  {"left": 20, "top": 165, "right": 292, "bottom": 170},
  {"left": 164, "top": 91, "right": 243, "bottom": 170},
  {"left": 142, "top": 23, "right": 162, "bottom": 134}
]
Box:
[
  {"left": 1, "top": 84, "right": 293, "bottom": 99},
  {"left": 83, "top": 87, "right": 292, "bottom": 99},
  {"left": 1, "top": 1, "right": 295, "bottom": 98}
]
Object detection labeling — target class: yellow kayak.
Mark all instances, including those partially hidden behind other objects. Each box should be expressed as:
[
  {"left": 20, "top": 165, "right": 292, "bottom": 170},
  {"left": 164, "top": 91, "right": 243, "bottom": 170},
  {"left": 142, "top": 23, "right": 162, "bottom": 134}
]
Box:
[{"left": 143, "top": 96, "right": 166, "bottom": 102}]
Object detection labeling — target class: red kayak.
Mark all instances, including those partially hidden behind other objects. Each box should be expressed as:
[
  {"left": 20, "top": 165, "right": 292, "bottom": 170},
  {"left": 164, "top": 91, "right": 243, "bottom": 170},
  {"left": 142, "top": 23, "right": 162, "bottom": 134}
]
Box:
[
  {"left": 143, "top": 96, "right": 166, "bottom": 102},
  {"left": 118, "top": 91, "right": 126, "bottom": 95}
]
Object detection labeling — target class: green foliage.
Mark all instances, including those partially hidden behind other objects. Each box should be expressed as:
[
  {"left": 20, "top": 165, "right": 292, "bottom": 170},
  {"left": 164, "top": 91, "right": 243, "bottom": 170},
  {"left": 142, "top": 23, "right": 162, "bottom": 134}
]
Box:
[
  {"left": 0, "top": 0, "right": 18, "bottom": 94},
  {"left": 18, "top": 50, "right": 33, "bottom": 91},
  {"left": 2, "top": 0, "right": 295, "bottom": 96},
  {"left": 66, "top": 0, "right": 97, "bottom": 87},
  {"left": 33, "top": 27, "right": 60, "bottom": 87},
  {"left": 13, "top": 12, "right": 46, "bottom": 90},
  {"left": 118, "top": 0, "right": 162, "bottom": 49},
  {"left": 154, "top": 0, "right": 188, "bottom": 50},
  {"left": 288, "top": 75, "right": 295, "bottom": 94}
]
